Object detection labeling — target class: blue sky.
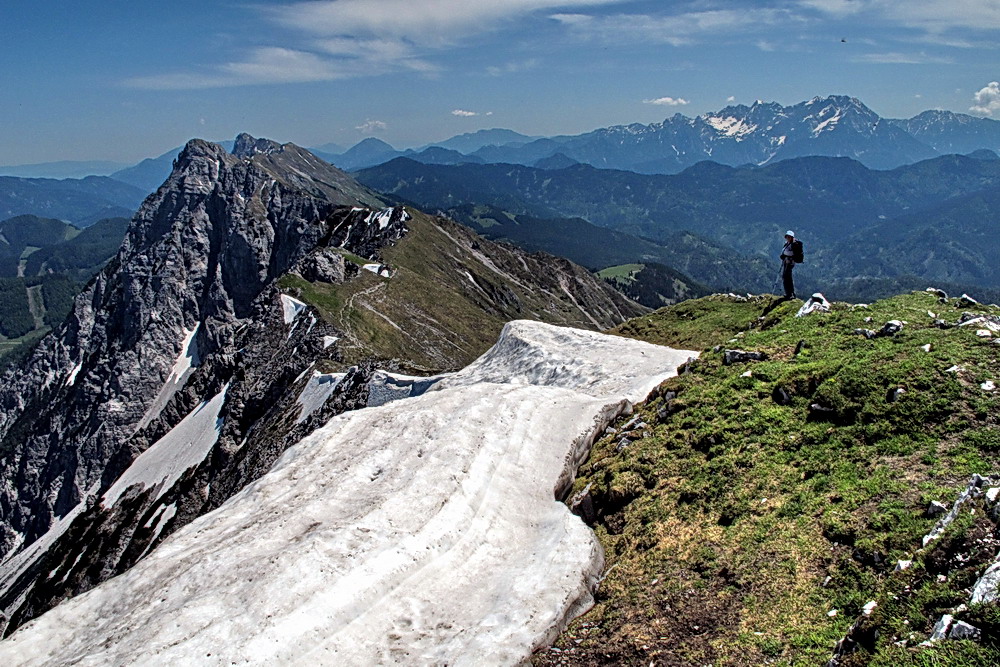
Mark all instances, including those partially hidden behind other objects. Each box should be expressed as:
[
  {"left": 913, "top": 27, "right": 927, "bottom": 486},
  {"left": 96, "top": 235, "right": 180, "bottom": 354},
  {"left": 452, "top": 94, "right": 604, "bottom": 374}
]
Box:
[{"left": 4, "top": 0, "right": 1000, "bottom": 165}]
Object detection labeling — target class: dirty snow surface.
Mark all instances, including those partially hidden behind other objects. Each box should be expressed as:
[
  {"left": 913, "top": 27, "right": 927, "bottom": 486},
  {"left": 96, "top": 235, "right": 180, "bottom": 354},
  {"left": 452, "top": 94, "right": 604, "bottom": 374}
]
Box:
[{"left": 0, "top": 321, "right": 695, "bottom": 666}]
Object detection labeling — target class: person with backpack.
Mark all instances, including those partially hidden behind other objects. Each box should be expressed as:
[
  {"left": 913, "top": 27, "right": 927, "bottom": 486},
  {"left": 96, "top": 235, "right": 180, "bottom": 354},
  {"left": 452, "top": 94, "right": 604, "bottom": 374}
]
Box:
[{"left": 780, "top": 230, "right": 803, "bottom": 299}]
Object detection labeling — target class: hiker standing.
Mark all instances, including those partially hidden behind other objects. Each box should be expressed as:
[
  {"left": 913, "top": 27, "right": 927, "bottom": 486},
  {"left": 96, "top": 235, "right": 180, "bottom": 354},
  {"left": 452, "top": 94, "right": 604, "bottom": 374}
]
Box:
[{"left": 780, "top": 230, "right": 800, "bottom": 299}]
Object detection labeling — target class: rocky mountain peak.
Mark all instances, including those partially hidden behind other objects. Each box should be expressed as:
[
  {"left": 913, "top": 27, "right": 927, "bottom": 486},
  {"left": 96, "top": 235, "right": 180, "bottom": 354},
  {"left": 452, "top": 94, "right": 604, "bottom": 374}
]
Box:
[{"left": 231, "top": 133, "right": 283, "bottom": 158}]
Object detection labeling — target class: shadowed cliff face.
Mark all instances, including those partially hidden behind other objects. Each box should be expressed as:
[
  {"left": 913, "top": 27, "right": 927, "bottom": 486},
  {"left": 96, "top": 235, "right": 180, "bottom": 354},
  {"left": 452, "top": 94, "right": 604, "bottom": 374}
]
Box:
[
  {"left": 0, "top": 137, "right": 385, "bottom": 559},
  {"left": 0, "top": 135, "right": 645, "bottom": 636}
]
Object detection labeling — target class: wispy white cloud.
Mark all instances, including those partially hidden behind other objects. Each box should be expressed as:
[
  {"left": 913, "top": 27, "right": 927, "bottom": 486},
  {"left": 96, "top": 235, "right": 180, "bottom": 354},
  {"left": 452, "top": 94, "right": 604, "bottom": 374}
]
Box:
[
  {"left": 355, "top": 119, "right": 388, "bottom": 134},
  {"left": 487, "top": 59, "right": 540, "bottom": 76},
  {"left": 452, "top": 110, "right": 479, "bottom": 117},
  {"left": 126, "top": 48, "right": 346, "bottom": 90},
  {"left": 797, "top": 0, "right": 866, "bottom": 18},
  {"left": 551, "top": 9, "right": 798, "bottom": 46},
  {"left": 800, "top": 0, "right": 1000, "bottom": 33},
  {"left": 270, "top": 0, "right": 629, "bottom": 44},
  {"left": 971, "top": 81, "right": 1000, "bottom": 115},
  {"left": 643, "top": 96, "right": 689, "bottom": 106},
  {"left": 850, "top": 51, "right": 954, "bottom": 64},
  {"left": 126, "top": 0, "right": 627, "bottom": 90}
]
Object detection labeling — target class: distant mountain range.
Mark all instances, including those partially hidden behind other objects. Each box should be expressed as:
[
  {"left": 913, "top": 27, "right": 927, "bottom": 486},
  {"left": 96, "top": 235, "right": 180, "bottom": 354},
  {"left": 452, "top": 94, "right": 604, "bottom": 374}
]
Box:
[
  {"left": 356, "top": 151, "right": 1000, "bottom": 300},
  {"left": 15, "top": 95, "right": 1000, "bottom": 187},
  {"left": 320, "top": 97, "right": 1000, "bottom": 174},
  {"left": 0, "top": 176, "right": 145, "bottom": 227},
  {"left": 0, "top": 214, "right": 127, "bottom": 348},
  {"left": 0, "top": 161, "right": 128, "bottom": 179}
]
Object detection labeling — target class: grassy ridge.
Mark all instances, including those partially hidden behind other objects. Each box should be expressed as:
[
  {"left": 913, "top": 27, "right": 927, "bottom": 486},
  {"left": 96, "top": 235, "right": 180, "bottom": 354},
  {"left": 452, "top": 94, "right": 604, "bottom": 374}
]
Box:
[
  {"left": 538, "top": 292, "right": 1000, "bottom": 666},
  {"left": 280, "top": 209, "right": 644, "bottom": 373}
]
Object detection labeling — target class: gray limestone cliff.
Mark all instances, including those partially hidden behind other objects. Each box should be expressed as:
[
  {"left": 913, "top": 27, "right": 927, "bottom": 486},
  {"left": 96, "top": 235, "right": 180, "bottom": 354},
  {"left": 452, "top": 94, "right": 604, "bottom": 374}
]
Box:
[{"left": 0, "top": 137, "right": 383, "bottom": 559}]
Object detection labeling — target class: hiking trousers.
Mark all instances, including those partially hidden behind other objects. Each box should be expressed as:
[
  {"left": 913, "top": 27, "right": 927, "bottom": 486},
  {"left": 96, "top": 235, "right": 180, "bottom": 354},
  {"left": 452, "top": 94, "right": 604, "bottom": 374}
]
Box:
[{"left": 782, "top": 260, "right": 795, "bottom": 298}]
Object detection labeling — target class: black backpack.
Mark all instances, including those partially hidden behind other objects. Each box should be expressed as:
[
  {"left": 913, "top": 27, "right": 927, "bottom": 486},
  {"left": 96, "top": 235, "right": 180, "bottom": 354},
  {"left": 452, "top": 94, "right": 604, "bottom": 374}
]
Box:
[{"left": 791, "top": 239, "right": 804, "bottom": 263}]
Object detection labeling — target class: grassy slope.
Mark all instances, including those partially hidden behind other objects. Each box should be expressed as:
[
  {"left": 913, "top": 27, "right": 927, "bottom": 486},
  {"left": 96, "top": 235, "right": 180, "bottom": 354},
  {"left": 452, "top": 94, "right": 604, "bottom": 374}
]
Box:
[
  {"left": 598, "top": 264, "right": 645, "bottom": 282},
  {"left": 280, "top": 210, "right": 643, "bottom": 373},
  {"left": 537, "top": 292, "right": 1000, "bottom": 666}
]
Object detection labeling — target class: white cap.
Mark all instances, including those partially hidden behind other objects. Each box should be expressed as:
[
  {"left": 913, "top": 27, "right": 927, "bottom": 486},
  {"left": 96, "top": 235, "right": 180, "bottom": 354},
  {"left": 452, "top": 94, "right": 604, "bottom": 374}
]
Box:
[{"left": 785, "top": 230, "right": 795, "bottom": 237}]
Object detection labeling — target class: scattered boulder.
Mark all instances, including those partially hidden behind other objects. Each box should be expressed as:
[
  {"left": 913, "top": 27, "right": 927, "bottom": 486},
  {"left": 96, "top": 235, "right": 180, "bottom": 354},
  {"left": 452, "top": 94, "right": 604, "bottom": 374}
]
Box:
[
  {"left": 959, "top": 293, "right": 980, "bottom": 307},
  {"left": 925, "top": 614, "right": 954, "bottom": 643},
  {"left": 772, "top": 385, "right": 792, "bottom": 406},
  {"left": 876, "top": 320, "right": 903, "bottom": 337},
  {"left": 796, "top": 293, "right": 831, "bottom": 317},
  {"left": 971, "top": 561, "right": 1000, "bottom": 604},
  {"left": 982, "top": 380, "right": 996, "bottom": 392},
  {"left": 621, "top": 416, "right": 643, "bottom": 431},
  {"left": 296, "top": 248, "right": 347, "bottom": 283},
  {"left": 722, "top": 349, "right": 768, "bottom": 365},
  {"left": 925, "top": 287, "right": 948, "bottom": 301},
  {"left": 853, "top": 328, "right": 876, "bottom": 339},
  {"left": 948, "top": 621, "right": 981, "bottom": 641},
  {"left": 794, "top": 339, "right": 807, "bottom": 356},
  {"left": 886, "top": 387, "right": 906, "bottom": 403},
  {"left": 808, "top": 403, "right": 837, "bottom": 420},
  {"left": 927, "top": 500, "right": 948, "bottom": 517},
  {"left": 894, "top": 560, "right": 912, "bottom": 572},
  {"left": 567, "top": 483, "right": 596, "bottom": 525}
]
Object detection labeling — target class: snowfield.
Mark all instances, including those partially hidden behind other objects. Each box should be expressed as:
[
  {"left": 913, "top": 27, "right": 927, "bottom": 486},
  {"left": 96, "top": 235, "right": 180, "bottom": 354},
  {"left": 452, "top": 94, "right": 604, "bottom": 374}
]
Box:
[{"left": 0, "top": 321, "right": 695, "bottom": 666}]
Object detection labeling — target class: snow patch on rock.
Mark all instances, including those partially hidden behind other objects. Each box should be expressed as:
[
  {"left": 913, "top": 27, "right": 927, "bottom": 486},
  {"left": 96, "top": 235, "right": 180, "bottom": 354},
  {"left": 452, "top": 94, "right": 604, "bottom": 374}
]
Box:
[
  {"left": 137, "top": 324, "right": 202, "bottom": 431},
  {"left": 295, "top": 372, "right": 346, "bottom": 424},
  {"left": 0, "top": 322, "right": 694, "bottom": 666},
  {"left": 102, "top": 385, "right": 229, "bottom": 508},
  {"left": 280, "top": 294, "right": 308, "bottom": 324}
]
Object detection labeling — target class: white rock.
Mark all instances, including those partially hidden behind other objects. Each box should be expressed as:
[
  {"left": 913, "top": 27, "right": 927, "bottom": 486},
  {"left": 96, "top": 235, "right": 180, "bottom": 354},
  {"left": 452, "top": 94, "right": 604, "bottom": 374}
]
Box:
[
  {"left": 795, "top": 293, "right": 830, "bottom": 317},
  {"left": 982, "top": 380, "right": 996, "bottom": 391},
  {"left": 928, "top": 614, "right": 954, "bottom": 642},
  {"left": 895, "top": 560, "right": 912, "bottom": 572},
  {"left": 862, "top": 601, "right": 877, "bottom": 616},
  {"left": 920, "top": 344, "right": 931, "bottom": 352},
  {"left": 971, "top": 561, "right": 1000, "bottom": 604}
]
